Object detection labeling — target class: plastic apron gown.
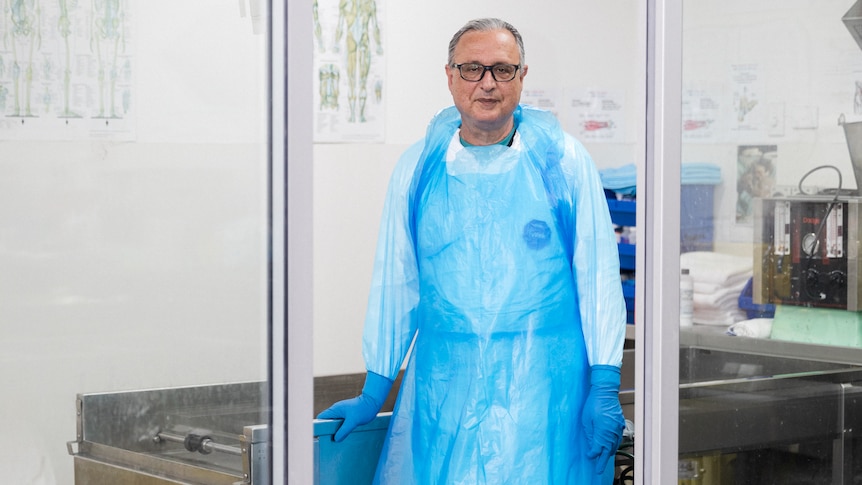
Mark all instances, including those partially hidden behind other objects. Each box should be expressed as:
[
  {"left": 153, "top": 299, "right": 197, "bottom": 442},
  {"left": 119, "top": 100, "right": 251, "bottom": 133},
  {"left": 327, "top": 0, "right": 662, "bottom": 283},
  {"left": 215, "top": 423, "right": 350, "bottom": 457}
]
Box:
[{"left": 370, "top": 106, "right": 613, "bottom": 485}]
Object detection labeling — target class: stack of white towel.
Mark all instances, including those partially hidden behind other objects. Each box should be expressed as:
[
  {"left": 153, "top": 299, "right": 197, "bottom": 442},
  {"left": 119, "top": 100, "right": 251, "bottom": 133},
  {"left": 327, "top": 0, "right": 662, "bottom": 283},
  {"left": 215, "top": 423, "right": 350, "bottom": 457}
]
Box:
[{"left": 680, "top": 251, "right": 752, "bottom": 326}]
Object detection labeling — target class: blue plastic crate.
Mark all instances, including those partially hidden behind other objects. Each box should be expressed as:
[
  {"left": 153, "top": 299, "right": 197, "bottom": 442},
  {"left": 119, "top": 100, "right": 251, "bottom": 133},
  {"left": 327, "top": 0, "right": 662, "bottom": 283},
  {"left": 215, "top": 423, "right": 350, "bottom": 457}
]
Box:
[
  {"left": 315, "top": 414, "right": 390, "bottom": 484},
  {"left": 680, "top": 184, "right": 715, "bottom": 253},
  {"left": 738, "top": 277, "right": 775, "bottom": 319},
  {"left": 622, "top": 280, "right": 635, "bottom": 324},
  {"left": 618, "top": 243, "right": 635, "bottom": 271},
  {"left": 607, "top": 198, "right": 636, "bottom": 227}
]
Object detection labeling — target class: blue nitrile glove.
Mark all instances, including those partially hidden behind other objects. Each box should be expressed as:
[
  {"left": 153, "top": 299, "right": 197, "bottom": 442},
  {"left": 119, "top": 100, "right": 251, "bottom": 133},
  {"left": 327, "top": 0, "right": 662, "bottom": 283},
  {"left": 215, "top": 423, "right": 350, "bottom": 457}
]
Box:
[
  {"left": 316, "top": 371, "right": 393, "bottom": 442},
  {"left": 582, "top": 365, "right": 626, "bottom": 475}
]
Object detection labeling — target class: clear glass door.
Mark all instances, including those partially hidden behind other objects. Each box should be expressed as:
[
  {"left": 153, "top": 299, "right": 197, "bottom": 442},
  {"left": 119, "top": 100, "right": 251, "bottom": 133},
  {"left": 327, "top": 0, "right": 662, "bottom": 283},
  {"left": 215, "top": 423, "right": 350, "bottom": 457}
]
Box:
[
  {"left": 677, "top": 1, "right": 862, "bottom": 483},
  {"left": 0, "top": 3, "right": 271, "bottom": 483}
]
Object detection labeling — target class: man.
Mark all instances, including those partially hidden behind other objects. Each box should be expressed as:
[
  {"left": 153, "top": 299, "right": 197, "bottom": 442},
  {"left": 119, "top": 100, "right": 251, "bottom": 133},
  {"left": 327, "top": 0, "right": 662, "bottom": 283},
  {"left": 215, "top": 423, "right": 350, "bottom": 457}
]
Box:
[{"left": 319, "top": 18, "right": 627, "bottom": 484}]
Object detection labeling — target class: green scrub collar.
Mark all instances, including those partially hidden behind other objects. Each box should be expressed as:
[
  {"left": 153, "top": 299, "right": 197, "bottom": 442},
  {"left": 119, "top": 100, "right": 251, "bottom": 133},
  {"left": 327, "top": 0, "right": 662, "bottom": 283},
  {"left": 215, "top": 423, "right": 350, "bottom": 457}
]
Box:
[{"left": 459, "top": 123, "right": 517, "bottom": 147}]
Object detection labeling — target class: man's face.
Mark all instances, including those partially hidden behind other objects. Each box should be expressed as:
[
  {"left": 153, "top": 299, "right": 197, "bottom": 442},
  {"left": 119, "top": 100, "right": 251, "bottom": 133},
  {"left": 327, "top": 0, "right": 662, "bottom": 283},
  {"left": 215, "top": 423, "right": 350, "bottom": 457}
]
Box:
[{"left": 446, "top": 29, "right": 527, "bottom": 137}]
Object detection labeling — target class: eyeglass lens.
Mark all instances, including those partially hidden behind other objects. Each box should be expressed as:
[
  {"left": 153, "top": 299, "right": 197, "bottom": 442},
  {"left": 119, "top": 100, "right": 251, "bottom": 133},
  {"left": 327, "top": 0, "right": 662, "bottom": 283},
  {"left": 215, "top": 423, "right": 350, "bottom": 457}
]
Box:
[{"left": 457, "top": 63, "right": 518, "bottom": 82}]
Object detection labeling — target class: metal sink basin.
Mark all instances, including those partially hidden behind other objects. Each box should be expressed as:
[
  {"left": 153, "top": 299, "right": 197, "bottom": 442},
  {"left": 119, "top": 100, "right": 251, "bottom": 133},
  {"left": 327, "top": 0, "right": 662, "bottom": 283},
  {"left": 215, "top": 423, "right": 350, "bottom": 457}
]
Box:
[
  {"left": 679, "top": 346, "right": 859, "bottom": 386},
  {"left": 676, "top": 346, "right": 862, "bottom": 458}
]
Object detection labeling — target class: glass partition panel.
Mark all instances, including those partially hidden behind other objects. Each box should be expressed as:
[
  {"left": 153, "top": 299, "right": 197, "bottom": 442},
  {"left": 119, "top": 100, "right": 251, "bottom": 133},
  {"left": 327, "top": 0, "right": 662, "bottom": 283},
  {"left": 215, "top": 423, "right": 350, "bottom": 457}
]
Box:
[
  {"left": 0, "top": 4, "right": 270, "bottom": 483},
  {"left": 311, "top": 1, "right": 645, "bottom": 483},
  {"left": 679, "top": 1, "right": 862, "bottom": 482}
]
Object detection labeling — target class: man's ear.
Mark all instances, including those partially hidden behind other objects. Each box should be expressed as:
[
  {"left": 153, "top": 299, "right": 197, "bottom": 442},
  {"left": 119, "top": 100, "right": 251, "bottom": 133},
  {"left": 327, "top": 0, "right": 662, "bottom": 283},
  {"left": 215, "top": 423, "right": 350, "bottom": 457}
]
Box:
[{"left": 445, "top": 64, "right": 456, "bottom": 89}]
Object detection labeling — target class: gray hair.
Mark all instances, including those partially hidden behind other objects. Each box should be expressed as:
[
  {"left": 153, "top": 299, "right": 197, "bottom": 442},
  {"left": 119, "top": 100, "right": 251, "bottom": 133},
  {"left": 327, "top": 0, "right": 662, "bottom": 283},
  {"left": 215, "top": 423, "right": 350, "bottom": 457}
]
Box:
[{"left": 447, "top": 18, "right": 525, "bottom": 66}]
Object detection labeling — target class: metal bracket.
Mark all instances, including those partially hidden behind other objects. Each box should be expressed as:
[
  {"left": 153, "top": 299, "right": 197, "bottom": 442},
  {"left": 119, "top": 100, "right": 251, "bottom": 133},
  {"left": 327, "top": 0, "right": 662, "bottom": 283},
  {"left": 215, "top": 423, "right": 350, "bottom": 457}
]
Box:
[
  {"left": 66, "top": 440, "right": 80, "bottom": 456},
  {"left": 68, "top": 396, "right": 84, "bottom": 456}
]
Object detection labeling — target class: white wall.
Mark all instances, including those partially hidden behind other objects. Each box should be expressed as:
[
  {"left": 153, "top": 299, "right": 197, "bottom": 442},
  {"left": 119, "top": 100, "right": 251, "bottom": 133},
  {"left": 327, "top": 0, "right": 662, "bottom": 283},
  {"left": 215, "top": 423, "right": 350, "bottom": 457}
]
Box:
[
  {"left": 0, "top": 4, "right": 268, "bottom": 484},
  {"left": 682, "top": 0, "right": 862, "bottom": 249},
  {"left": 313, "top": 1, "right": 644, "bottom": 376}
]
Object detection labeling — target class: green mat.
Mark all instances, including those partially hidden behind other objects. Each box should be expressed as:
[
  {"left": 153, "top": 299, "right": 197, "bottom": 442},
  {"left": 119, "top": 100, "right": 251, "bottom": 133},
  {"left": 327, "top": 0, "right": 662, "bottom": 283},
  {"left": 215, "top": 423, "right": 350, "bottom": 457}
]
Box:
[{"left": 770, "top": 305, "right": 862, "bottom": 348}]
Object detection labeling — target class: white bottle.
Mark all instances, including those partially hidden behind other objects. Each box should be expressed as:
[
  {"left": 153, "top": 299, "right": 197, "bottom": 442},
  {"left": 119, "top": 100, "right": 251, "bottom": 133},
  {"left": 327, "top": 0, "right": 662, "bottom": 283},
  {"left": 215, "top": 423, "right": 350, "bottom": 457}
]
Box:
[{"left": 680, "top": 268, "right": 694, "bottom": 328}]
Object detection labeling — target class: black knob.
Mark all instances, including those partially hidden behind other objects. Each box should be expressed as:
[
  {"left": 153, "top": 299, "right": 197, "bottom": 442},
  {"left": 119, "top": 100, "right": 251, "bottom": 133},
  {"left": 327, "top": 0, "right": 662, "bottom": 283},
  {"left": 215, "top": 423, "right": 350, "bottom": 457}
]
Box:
[
  {"left": 830, "top": 271, "right": 846, "bottom": 288},
  {"left": 184, "top": 432, "right": 213, "bottom": 454}
]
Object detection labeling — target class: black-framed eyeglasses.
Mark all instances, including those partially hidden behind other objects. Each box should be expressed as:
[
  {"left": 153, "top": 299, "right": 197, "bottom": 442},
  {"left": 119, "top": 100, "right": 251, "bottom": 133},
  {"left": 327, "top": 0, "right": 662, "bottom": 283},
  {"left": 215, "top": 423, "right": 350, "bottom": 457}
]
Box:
[{"left": 451, "top": 63, "right": 521, "bottom": 82}]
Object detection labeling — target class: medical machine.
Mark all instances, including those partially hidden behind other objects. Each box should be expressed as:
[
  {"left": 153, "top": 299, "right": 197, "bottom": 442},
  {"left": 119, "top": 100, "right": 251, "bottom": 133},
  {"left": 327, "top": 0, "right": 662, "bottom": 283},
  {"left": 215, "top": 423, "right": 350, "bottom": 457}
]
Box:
[
  {"left": 753, "top": 194, "right": 862, "bottom": 310},
  {"left": 752, "top": 109, "right": 862, "bottom": 311}
]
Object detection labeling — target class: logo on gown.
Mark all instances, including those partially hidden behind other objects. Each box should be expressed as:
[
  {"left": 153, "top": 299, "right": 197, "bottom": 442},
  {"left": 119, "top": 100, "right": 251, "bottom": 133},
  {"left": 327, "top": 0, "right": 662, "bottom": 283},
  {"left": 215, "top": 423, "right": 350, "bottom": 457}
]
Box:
[{"left": 523, "top": 219, "right": 551, "bottom": 250}]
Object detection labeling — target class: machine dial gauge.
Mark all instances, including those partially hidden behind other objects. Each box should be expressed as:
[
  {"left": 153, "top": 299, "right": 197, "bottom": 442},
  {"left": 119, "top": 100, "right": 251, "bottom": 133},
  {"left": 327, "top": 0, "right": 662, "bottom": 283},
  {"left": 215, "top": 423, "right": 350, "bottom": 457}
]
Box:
[{"left": 802, "top": 233, "right": 819, "bottom": 256}]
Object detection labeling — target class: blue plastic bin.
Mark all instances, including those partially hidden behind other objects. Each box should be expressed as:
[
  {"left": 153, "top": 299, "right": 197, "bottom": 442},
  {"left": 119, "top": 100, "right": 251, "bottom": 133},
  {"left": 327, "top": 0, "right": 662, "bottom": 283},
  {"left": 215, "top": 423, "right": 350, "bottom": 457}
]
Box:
[
  {"left": 737, "top": 277, "right": 775, "bottom": 319},
  {"left": 618, "top": 243, "right": 635, "bottom": 271},
  {"left": 314, "top": 414, "right": 390, "bottom": 484},
  {"left": 680, "top": 184, "right": 715, "bottom": 253},
  {"left": 607, "top": 198, "right": 636, "bottom": 227},
  {"left": 622, "top": 280, "right": 635, "bottom": 324}
]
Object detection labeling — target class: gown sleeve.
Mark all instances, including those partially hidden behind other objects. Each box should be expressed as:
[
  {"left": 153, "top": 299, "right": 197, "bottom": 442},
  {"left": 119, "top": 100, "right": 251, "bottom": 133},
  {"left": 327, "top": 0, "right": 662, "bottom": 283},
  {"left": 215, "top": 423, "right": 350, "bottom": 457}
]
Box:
[
  {"left": 361, "top": 139, "right": 424, "bottom": 380},
  {"left": 565, "top": 134, "right": 627, "bottom": 368}
]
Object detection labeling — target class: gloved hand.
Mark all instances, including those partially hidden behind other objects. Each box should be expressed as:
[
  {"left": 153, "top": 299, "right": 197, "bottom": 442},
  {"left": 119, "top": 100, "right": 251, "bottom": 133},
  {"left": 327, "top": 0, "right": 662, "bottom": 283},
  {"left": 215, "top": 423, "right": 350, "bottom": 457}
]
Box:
[
  {"left": 316, "top": 371, "right": 394, "bottom": 442},
  {"left": 582, "top": 364, "right": 626, "bottom": 474}
]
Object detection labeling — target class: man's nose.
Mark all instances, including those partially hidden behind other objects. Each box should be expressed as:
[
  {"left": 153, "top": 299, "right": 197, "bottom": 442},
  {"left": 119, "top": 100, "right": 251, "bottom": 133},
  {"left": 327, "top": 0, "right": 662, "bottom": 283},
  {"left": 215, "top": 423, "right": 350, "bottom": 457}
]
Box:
[{"left": 478, "top": 69, "right": 497, "bottom": 87}]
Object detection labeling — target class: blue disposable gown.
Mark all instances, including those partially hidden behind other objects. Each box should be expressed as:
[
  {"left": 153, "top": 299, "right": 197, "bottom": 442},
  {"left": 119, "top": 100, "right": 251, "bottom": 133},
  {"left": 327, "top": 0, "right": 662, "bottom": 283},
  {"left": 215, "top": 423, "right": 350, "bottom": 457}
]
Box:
[{"left": 363, "top": 105, "right": 626, "bottom": 484}]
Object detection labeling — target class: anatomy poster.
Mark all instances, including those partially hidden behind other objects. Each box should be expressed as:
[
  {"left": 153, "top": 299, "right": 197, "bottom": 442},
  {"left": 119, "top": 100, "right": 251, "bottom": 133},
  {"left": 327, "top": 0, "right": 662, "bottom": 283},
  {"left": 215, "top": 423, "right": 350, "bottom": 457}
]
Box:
[
  {"left": 564, "top": 89, "right": 624, "bottom": 143},
  {"left": 730, "top": 63, "right": 763, "bottom": 136},
  {"left": 0, "top": 0, "right": 134, "bottom": 140},
  {"left": 313, "top": 0, "right": 386, "bottom": 143},
  {"left": 682, "top": 84, "right": 720, "bottom": 142}
]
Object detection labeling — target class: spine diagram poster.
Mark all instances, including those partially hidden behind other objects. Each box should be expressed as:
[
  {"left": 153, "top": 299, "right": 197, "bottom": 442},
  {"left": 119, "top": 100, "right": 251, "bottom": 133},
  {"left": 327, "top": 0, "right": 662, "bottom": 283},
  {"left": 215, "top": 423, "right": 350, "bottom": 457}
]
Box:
[{"left": 0, "top": 0, "right": 134, "bottom": 140}]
